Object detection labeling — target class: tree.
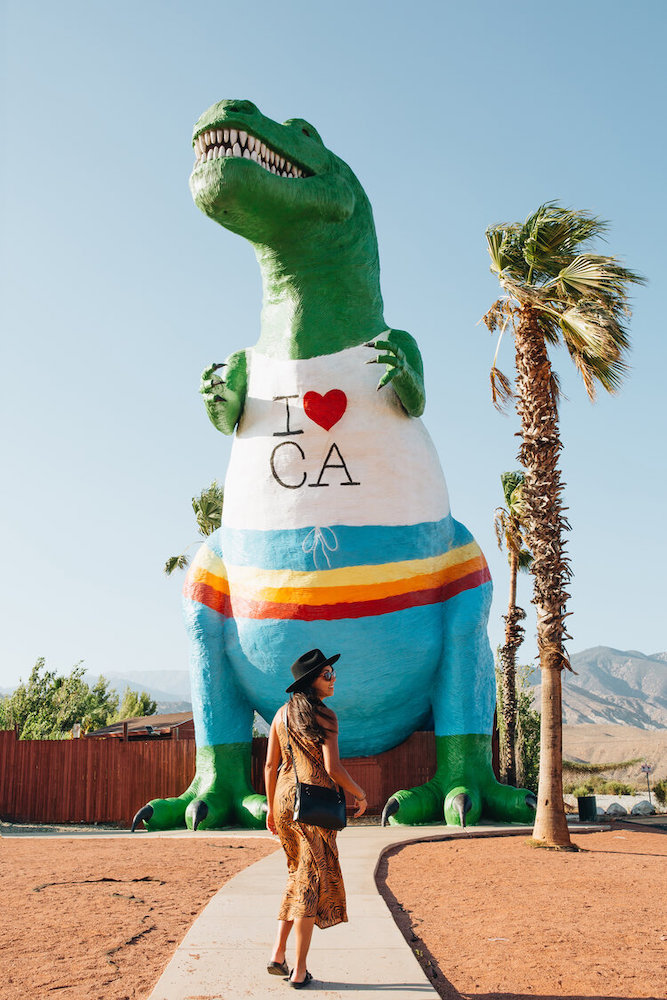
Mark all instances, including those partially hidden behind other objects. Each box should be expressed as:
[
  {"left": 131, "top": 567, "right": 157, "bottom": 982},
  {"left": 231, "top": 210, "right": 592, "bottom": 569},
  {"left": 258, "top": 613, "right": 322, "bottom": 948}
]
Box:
[
  {"left": 514, "top": 665, "right": 540, "bottom": 794},
  {"left": 0, "top": 659, "right": 118, "bottom": 738},
  {"left": 164, "top": 481, "right": 224, "bottom": 575},
  {"left": 110, "top": 687, "right": 157, "bottom": 722},
  {"left": 494, "top": 470, "right": 532, "bottom": 786},
  {"left": 484, "top": 202, "right": 644, "bottom": 847},
  {"left": 495, "top": 660, "right": 540, "bottom": 795}
]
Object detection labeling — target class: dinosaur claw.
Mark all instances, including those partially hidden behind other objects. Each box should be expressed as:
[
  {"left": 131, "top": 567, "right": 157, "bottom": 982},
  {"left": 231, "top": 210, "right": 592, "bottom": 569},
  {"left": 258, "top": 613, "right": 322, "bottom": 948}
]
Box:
[
  {"left": 381, "top": 796, "right": 400, "bottom": 827},
  {"left": 191, "top": 799, "right": 209, "bottom": 831},
  {"left": 451, "top": 792, "right": 472, "bottom": 828},
  {"left": 131, "top": 804, "right": 153, "bottom": 832},
  {"left": 525, "top": 792, "right": 537, "bottom": 811}
]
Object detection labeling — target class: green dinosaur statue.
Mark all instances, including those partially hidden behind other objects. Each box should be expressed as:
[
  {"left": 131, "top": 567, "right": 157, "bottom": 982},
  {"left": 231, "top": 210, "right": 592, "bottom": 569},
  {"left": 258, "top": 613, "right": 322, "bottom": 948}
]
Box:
[{"left": 132, "top": 99, "right": 535, "bottom": 833}]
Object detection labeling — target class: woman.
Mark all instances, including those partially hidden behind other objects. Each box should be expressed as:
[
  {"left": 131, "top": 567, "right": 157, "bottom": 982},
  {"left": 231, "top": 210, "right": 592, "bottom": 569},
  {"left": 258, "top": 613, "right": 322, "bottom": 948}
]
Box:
[{"left": 264, "top": 648, "right": 367, "bottom": 988}]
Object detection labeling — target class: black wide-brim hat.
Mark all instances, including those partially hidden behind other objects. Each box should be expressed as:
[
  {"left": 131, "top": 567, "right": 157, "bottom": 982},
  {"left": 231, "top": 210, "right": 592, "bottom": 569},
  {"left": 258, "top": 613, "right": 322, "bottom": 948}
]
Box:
[{"left": 286, "top": 648, "right": 340, "bottom": 693}]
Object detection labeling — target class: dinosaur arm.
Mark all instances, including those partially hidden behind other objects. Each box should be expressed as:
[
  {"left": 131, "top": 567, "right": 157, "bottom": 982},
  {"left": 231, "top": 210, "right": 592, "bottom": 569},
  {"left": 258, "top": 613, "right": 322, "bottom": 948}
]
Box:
[
  {"left": 366, "top": 329, "right": 425, "bottom": 417},
  {"left": 200, "top": 349, "right": 248, "bottom": 434}
]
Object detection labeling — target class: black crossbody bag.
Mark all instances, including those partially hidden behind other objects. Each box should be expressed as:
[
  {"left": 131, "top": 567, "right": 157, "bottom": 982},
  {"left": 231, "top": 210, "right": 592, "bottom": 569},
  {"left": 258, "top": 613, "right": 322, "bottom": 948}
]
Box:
[{"left": 283, "top": 707, "right": 347, "bottom": 831}]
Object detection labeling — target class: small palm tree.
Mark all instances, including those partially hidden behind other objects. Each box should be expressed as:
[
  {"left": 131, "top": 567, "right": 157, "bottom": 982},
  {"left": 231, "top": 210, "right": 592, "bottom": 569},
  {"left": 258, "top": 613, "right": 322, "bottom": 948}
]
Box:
[
  {"left": 164, "top": 481, "right": 224, "bottom": 575},
  {"left": 484, "top": 202, "right": 644, "bottom": 847},
  {"left": 494, "top": 470, "right": 532, "bottom": 786}
]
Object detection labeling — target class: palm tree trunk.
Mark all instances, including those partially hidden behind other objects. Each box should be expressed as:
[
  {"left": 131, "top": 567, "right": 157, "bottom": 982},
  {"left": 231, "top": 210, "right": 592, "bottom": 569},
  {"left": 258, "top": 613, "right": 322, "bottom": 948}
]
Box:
[
  {"left": 513, "top": 306, "right": 572, "bottom": 848},
  {"left": 499, "top": 551, "right": 523, "bottom": 785}
]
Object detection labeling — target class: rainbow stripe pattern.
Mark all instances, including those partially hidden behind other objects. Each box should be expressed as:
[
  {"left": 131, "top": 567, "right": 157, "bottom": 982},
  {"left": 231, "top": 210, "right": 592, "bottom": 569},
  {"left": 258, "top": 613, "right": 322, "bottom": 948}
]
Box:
[{"left": 183, "top": 517, "right": 490, "bottom": 623}]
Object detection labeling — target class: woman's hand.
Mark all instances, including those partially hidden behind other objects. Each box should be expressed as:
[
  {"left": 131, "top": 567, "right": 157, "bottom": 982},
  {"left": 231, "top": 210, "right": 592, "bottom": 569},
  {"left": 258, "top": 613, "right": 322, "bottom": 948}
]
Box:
[
  {"left": 353, "top": 794, "right": 367, "bottom": 818},
  {"left": 266, "top": 809, "right": 277, "bottom": 835}
]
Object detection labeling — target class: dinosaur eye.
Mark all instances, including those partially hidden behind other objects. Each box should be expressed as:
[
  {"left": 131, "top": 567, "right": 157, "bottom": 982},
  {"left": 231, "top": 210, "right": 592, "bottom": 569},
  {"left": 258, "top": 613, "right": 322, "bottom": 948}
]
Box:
[{"left": 302, "top": 127, "right": 310, "bottom": 137}]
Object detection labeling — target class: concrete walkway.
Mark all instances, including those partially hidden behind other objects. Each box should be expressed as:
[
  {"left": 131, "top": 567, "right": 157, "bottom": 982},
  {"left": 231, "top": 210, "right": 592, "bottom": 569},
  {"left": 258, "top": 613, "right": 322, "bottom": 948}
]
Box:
[{"left": 146, "top": 820, "right": 603, "bottom": 1000}]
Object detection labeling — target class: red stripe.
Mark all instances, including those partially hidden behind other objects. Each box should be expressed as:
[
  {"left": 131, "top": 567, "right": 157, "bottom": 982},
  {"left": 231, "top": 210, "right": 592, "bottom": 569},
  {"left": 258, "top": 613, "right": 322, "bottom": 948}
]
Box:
[
  {"left": 185, "top": 567, "right": 490, "bottom": 620},
  {"left": 183, "top": 580, "right": 232, "bottom": 616}
]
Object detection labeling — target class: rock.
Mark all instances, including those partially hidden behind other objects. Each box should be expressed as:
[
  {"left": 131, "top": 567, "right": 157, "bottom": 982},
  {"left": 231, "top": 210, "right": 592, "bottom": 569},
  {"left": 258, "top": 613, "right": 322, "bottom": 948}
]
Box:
[
  {"left": 630, "top": 800, "right": 655, "bottom": 816},
  {"left": 605, "top": 802, "right": 628, "bottom": 816},
  {"left": 596, "top": 806, "right": 607, "bottom": 817}
]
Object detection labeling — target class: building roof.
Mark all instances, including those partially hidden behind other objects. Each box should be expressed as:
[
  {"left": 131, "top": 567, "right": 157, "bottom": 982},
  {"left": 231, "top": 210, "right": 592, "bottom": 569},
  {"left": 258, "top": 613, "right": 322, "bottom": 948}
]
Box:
[{"left": 87, "top": 711, "right": 193, "bottom": 737}]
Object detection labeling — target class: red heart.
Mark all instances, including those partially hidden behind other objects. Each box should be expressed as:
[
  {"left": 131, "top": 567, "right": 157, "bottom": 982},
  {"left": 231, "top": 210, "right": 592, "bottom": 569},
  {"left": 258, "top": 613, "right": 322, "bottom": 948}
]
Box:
[{"left": 303, "top": 389, "right": 347, "bottom": 431}]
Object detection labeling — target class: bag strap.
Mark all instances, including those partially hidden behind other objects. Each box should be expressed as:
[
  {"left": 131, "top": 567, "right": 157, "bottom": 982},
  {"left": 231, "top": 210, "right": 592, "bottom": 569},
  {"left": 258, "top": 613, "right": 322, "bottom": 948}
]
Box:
[{"left": 283, "top": 705, "right": 300, "bottom": 785}]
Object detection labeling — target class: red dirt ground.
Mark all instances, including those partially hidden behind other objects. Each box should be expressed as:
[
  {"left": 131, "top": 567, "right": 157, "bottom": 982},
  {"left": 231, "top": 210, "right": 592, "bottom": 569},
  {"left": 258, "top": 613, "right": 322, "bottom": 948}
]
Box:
[
  {"left": 0, "top": 835, "right": 277, "bottom": 1000},
  {"left": 3, "top": 826, "right": 665, "bottom": 1000},
  {"left": 378, "top": 825, "right": 667, "bottom": 1000}
]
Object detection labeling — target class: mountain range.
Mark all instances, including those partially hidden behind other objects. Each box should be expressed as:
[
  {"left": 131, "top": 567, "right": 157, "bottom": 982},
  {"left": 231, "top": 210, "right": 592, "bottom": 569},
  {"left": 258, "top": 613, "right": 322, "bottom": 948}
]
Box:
[
  {"left": 530, "top": 647, "right": 667, "bottom": 729},
  {"left": 84, "top": 669, "right": 192, "bottom": 714},
  {"left": 3, "top": 647, "right": 666, "bottom": 728}
]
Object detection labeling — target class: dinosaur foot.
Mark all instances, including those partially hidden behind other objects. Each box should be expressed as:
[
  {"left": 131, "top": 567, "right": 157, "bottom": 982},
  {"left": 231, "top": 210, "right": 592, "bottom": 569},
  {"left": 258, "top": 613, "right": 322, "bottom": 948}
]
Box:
[
  {"left": 381, "top": 780, "right": 484, "bottom": 827},
  {"left": 381, "top": 734, "right": 537, "bottom": 828},
  {"left": 130, "top": 743, "right": 267, "bottom": 832}
]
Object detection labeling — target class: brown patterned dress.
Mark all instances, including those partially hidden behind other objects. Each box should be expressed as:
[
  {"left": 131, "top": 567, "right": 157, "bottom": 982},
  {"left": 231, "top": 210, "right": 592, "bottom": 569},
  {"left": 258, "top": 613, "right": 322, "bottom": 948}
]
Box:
[{"left": 274, "top": 706, "right": 348, "bottom": 929}]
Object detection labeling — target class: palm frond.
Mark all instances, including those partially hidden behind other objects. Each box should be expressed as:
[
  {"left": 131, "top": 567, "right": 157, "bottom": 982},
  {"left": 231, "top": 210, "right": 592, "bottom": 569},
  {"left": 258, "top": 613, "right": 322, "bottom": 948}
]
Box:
[
  {"left": 571, "top": 351, "right": 630, "bottom": 399},
  {"left": 520, "top": 203, "right": 608, "bottom": 279},
  {"left": 490, "top": 366, "right": 513, "bottom": 412},
  {"left": 164, "top": 554, "right": 189, "bottom": 576},
  {"left": 560, "top": 305, "right": 630, "bottom": 363},
  {"left": 494, "top": 508, "right": 507, "bottom": 549},
  {"left": 536, "top": 311, "right": 561, "bottom": 345},
  {"left": 482, "top": 299, "right": 509, "bottom": 333},
  {"left": 517, "top": 548, "right": 533, "bottom": 571},
  {"left": 193, "top": 480, "right": 224, "bottom": 536},
  {"left": 486, "top": 224, "right": 524, "bottom": 277},
  {"left": 553, "top": 254, "right": 645, "bottom": 300},
  {"left": 500, "top": 470, "right": 524, "bottom": 509}
]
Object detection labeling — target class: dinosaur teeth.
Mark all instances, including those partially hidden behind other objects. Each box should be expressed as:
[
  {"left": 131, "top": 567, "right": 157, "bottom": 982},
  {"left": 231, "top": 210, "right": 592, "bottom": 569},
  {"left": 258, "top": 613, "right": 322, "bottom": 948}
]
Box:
[{"left": 193, "top": 127, "right": 310, "bottom": 179}]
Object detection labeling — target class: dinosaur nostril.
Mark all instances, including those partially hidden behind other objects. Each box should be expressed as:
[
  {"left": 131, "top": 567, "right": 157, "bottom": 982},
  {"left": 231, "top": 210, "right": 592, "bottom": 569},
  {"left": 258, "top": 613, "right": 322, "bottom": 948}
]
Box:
[{"left": 226, "top": 99, "right": 258, "bottom": 116}]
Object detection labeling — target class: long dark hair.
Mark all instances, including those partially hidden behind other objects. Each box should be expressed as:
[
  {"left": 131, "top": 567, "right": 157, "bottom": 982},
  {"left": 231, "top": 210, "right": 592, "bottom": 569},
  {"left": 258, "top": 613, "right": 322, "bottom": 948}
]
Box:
[{"left": 287, "top": 684, "right": 336, "bottom": 745}]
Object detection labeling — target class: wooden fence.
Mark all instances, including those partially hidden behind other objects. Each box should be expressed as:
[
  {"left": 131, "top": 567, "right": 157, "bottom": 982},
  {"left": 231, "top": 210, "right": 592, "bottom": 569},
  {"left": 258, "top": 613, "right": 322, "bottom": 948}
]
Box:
[{"left": 0, "top": 727, "right": 496, "bottom": 827}]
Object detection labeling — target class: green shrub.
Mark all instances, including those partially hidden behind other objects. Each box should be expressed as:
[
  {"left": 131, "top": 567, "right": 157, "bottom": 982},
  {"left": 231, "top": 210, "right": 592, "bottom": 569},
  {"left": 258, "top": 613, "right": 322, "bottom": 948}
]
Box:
[
  {"left": 653, "top": 779, "right": 667, "bottom": 806},
  {"left": 564, "top": 777, "right": 636, "bottom": 797}
]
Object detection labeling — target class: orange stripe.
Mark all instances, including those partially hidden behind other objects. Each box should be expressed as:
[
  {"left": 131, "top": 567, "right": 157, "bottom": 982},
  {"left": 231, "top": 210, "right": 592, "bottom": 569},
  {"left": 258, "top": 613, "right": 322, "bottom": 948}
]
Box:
[
  {"left": 252, "top": 555, "right": 486, "bottom": 605},
  {"left": 186, "top": 566, "right": 230, "bottom": 596}
]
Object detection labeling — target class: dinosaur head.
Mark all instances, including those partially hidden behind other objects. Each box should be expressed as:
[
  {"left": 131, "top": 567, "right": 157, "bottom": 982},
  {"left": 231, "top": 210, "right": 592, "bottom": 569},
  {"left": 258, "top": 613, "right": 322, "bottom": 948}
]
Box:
[{"left": 189, "top": 99, "right": 372, "bottom": 253}]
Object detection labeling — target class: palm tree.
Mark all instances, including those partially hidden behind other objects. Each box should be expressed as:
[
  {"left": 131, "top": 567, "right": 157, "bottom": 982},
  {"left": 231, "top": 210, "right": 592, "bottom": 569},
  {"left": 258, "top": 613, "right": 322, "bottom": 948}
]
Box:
[
  {"left": 484, "top": 202, "right": 644, "bottom": 847},
  {"left": 164, "top": 481, "right": 224, "bottom": 575},
  {"left": 494, "top": 470, "right": 532, "bottom": 787}
]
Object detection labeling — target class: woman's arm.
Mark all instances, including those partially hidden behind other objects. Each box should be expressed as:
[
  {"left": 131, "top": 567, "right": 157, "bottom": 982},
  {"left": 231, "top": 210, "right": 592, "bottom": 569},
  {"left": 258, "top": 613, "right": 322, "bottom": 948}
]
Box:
[
  {"left": 264, "top": 712, "right": 282, "bottom": 834},
  {"left": 320, "top": 712, "right": 367, "bottom": 817}
]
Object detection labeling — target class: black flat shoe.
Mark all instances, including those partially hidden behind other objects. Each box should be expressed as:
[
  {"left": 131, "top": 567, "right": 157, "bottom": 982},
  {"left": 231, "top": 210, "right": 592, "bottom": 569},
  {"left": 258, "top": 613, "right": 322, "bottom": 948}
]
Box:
[
  {"left": 267, "top": 960, "right": 290, "bottom": 976},
  {"left": 289, "top": 970, "right": 313, "bottom": 989}
]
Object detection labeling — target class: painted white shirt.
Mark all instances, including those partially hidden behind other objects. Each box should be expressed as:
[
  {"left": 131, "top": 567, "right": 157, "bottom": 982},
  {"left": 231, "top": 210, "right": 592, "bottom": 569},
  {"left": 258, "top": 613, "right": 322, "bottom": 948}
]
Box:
[{"left": 222, "top": 343, "right": 450, "bottom": 531}]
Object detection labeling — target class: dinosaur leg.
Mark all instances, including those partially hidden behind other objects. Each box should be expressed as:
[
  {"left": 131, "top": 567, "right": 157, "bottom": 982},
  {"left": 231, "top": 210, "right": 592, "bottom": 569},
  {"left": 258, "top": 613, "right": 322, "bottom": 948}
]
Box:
[
  {"left": 383, "top": 526, "right": 536, "bottom": 828},
  {"left": 132, "top": 549, "right": 265, "bottom": 832}
]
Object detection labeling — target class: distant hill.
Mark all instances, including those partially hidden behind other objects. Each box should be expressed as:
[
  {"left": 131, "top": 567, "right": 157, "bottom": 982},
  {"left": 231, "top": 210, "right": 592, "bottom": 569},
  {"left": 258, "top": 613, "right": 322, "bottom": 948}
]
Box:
[
  {"left": 531, "top": 646, "right": 667, "bottom": 729},
  {"left": 83, "top": 670, "right": 192, "bottom": 714},
  {"left": 562, "top": 724, "right": 667, "bottom": 780}
]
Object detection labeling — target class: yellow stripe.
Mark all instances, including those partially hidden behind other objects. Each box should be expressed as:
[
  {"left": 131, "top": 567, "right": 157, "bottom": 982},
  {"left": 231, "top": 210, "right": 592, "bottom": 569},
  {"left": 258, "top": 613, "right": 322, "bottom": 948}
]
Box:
[
  {"left": 226, "top": 541, "right": 481, "bottom": 591},
  {"left": 236, "top": 554, "right": 486, "bottom": 606},
  {"left": 189, "top": 546, "right": 228, "bottom": 578},
  {"left": 187, "top": 566, "right": 231, "bottom": 595}
]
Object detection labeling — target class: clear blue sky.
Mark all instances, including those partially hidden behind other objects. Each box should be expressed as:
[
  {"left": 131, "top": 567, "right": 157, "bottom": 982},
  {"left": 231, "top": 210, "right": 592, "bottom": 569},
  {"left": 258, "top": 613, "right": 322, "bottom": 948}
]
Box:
[{"left": 1, "top": 1, "right": 665, "bottom": 690}]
